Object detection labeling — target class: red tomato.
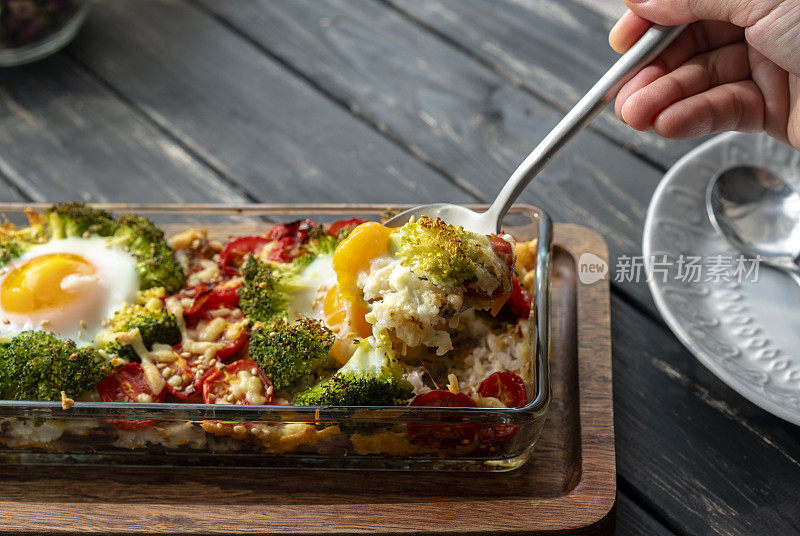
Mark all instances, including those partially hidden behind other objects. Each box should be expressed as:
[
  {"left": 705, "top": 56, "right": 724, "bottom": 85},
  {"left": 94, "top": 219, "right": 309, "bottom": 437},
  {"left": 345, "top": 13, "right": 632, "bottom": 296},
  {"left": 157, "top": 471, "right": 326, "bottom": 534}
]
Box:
[
  {"left": 506, "top": 273, "right": 532, "bottom": 319},
  {"left": 266, "top": 219, "right": 318, "bottom": 242},
  {"left": 97, "top": 363, "right": 166, "bottom": 431},
  {"left": 215, "top": 325, "right": 249, "bottom": 363},
  {"left": 263, "top": 219, "right": 319, "bottom": 262},
  {"left": 489, "top": 235, "right": 515, "bottom": 275},
  {"left": 179, "top": 284, "right": 241, "bottom": 325},
  {"left": 407, "top": 390, "right": 478, "bottom": 448},
  {"left": 477, "top": 371, "right": 526, "bottom": 407},
  {"left": 264, "top": 236, "right": 298, "bottom": 262},
  {"left": 162, "top": 353, "right": 206, "bottom": 400},
  {"left": 476, "top": 371, "right": 527, "bottom": 442},
  {"left": 219, "top": 236, "right": 270, "bottom": 269},
  {"left": 202, "top": 360, "right": 273, "bottom": 405},
  {"left": 326, "top": 218, "right": 367, "bottom": 237}
]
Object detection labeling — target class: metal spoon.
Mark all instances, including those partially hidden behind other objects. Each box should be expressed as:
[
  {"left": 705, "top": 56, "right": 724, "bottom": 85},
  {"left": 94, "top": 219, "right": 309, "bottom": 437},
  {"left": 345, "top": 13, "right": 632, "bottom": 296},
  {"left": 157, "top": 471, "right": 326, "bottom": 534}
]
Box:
[
  {"left": 706, "top": 165, "right": 800, "bottom": 282},
  {"left": 385, "top": 24, "right": 687, "bottom": 233}
]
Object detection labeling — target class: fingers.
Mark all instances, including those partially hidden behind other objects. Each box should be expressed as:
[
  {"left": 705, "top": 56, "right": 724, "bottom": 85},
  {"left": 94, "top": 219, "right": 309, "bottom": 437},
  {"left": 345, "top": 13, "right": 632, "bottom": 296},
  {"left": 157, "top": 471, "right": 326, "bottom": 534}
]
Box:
[
  {"left": 609, "top": 10, "right": 652, "bottom": 54},
  {"left": 748, "top": 48, "right": 790, "bottom": 143},
  {"left": 620, "top": 41, "right": 751, "bottom": 130},
  {"left": 653, "top": 80, "right": 765, "bottom": 139},
  {"left": 789, "top": 78, "right": 800, "bottom": 150},
  {"left": 622, "top": 0, "right": 783, "bottom": 27},
  {"left": 615, "top": 60, "right": 668, "bottom": 120},
  {"left": 610, "top": 11, "right": 742, "bottom": 59}
]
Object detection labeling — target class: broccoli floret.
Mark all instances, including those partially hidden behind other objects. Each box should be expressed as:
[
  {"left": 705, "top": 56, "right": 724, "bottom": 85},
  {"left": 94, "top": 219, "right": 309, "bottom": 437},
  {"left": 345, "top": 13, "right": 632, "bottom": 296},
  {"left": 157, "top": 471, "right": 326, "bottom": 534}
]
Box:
[
  {"left": 294, "top": 333, "right": 413, "bottom": 406},
  {"left": 397, "top": 216, "right": 493, "bottom": 286},
  {"left": 238, "top": 256, "right": 290, "bottom": 322},
  {"left": 45, "top": 204, "right": 185, "bottom": 293},
  {"left": 46, "top": 203, "right": 116, "bottom": 239},
  {"left": 95, "top": 298, "right": 181, "bottom": 360},
  {"left": 0, "top": 331, "right": 116, "bottom": 401},
  {"left": 0, "top": 220, "right": 46, "bottom": 267},
  {"left": 304, "top": 233, "right": 338, "bottom": 257},
  {"left": 249, "top": 317, "right": 334, "bottom": 390},
  {"left": 109, "top": 214, "right": 185, "bottom": 293}
]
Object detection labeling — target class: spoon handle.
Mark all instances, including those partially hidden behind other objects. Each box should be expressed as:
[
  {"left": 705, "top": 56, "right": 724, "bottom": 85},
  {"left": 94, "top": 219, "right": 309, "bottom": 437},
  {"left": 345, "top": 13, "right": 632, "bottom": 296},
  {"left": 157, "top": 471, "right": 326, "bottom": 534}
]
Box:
[{"left": 484, "top": 24, "right": 687, "bottom": 232}]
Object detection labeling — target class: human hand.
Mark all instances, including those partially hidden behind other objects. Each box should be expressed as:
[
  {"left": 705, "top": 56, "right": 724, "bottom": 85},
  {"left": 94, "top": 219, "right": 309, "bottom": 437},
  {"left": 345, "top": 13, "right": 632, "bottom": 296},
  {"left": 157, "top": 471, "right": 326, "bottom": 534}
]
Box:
[{"left": 609, "top": 0, "right": 800, "bottom": 150}]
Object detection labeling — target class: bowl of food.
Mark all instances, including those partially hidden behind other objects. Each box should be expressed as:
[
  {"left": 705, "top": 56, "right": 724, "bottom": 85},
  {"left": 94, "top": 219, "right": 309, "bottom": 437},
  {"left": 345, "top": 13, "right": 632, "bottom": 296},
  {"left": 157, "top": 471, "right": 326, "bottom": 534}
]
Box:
[
  {"left": 0, "top": 0, "right": 90, "bottom": 67},
  {"left": 0, "top": 203, "right": 551, "bottom": 471}
]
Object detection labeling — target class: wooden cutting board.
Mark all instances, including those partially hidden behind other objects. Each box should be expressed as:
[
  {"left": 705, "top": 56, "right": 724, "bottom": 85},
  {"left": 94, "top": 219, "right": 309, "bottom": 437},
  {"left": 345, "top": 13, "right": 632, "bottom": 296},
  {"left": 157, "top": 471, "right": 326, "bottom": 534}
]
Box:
[{"left": 0, "top": 224, "right": 615, "bottom": 535}]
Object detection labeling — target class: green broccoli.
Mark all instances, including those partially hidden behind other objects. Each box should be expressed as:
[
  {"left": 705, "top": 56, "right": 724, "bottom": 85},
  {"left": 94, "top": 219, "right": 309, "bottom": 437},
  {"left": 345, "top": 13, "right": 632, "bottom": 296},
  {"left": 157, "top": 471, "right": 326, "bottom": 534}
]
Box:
[
  {"left": 109, "top": 214, "right": 185, "bottom": 293},
  {"left": 46, "top": 203, "right": 116, "bottom": 239},
  {"left": 0, "top": 331, "right": 117, "bottom": 401},
  {"left": 45, "top": 204, "right": 185, "bottom": 293},
  {"left": 239, "top": 251, "right": 339, "bottom": 323},
  {"left": 238, "top": 255, "right": 290, "bottom": 322},
  {"left": 294, "top": 333, "right": 413, "bottom": 407},
  {"left": 396, "top": 215, "right": 491, "bottom": 286},
  {"left": 95, "top": 296, "right": 181, "bottom": 360},
  {"left": 249, "top": 317, "right": 335, "bottom": 390},
  {"left": 303, "top": 233, "right": 338, "bottom": 258},
  {"left": 0, "top": 220, "right": 46, "bottom": 267}
]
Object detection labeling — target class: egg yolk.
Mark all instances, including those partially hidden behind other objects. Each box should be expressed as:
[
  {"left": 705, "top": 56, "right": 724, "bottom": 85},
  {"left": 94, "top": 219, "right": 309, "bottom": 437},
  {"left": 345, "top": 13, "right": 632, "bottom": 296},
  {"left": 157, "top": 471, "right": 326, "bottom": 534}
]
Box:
[
  {"left": 324, "top": 283, "right": 372, "bottom": 366},
  {"left": 332, "top": 222, "right": 396, "bottom": 303},
  {"left": 323, "top": 283, "right": 372, "bottom": 338},
  {"left": 1, "top": 253, "right": 96, "bottom": 313}
]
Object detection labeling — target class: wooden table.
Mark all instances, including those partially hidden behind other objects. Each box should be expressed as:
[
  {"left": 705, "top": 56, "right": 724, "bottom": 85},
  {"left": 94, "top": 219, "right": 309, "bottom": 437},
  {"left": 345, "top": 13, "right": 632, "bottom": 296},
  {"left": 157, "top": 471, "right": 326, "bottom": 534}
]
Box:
[{"left": 1, "top": 1, "right": 798, "bottom": 534}]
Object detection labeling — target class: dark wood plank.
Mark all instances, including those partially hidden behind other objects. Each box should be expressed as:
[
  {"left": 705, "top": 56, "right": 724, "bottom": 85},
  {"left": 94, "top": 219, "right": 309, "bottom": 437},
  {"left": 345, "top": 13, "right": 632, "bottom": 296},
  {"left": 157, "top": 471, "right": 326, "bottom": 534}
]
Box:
[
  {"left": 0, "top": 57, "right": 248, "bottom": 204},
  {"left": 0, "top": 173, "right": 28, "bottom": 203},
  {"left": 65, "top": 0, "right": 474, "bottom": 206},
  {"left": 615, "top": 493, "right": 675, "bottom": 536},
  {"left": 612, "top": 294, "right": 800, "bottom": 536},
  {"left": 192, "top": 0, "right": 662, "bottom": 310},
  {"left": 387, "top": 0, "right": 704, "bottom": 169}
]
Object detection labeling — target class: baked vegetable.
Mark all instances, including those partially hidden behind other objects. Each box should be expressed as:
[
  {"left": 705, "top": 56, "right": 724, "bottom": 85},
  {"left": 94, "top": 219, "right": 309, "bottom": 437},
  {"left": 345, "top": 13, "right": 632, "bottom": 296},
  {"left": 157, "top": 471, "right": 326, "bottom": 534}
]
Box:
[
  {"left": 0, "top": 330, "right": 116, "bottom": 401},
  {"left": 249, "top": 317, "right": 334, "bottom": 391}
]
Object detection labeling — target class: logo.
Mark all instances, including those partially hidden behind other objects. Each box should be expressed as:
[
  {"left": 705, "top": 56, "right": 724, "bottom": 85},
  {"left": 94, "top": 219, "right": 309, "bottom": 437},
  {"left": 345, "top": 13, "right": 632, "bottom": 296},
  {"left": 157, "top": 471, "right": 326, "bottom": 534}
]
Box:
[{"left": 578, "top": 253, "right": 608, "bottom": 285}]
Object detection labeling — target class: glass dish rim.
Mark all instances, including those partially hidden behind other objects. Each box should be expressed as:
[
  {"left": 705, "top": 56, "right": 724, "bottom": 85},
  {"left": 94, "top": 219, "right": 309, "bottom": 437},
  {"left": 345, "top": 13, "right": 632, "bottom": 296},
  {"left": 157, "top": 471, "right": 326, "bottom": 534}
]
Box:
[{"left": 0, "top": 202, "right": 551, "bottom": 426}]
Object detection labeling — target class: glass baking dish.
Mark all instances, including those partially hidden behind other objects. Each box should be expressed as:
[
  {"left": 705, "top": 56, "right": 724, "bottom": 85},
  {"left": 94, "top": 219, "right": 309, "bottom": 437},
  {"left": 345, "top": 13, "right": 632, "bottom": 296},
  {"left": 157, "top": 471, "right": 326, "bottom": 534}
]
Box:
[{"left": 0, "top": 203, "right": 551, "bottom": 472}]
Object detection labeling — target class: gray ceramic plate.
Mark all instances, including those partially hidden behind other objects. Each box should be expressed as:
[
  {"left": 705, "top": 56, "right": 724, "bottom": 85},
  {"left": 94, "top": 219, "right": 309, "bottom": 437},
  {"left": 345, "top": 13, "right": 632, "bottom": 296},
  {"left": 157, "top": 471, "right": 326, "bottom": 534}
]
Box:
[{"left": 643, "top": 132, "right": 800, "bottom": 426}]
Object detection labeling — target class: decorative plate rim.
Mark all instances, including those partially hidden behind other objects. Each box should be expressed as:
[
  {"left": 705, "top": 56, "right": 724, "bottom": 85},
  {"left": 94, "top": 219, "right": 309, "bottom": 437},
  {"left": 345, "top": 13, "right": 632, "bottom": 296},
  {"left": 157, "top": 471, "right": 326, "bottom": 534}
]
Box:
[{"left": 643, "top": 131, "right": 800, "bottom": 426}]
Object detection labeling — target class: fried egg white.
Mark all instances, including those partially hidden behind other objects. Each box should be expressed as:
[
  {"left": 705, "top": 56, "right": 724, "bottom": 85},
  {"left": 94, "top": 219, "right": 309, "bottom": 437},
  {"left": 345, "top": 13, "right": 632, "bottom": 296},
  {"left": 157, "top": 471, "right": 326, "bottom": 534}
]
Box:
[
  {"left": 0, "top": 237, "right": 140, "bottom": 345},
  {"left": 285, "top": 254, "right": 337, "bottom": 321}
]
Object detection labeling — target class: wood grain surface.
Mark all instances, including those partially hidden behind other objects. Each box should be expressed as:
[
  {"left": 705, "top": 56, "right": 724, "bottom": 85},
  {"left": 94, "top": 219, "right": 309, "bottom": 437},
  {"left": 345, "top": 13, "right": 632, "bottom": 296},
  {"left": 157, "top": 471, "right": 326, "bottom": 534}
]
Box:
[{"left": 0, "top": 224, "right": 615, "bottom": 536}]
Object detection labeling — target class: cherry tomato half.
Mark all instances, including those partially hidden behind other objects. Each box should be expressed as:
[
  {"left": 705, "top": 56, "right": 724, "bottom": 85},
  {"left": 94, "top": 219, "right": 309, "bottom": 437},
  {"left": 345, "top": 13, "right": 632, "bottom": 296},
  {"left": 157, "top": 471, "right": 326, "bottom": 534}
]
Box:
[
  {"left": 179, "top": 283, "right": 241, "bottom": 325},
  {"left": 489, "top": 235, "right": 515, "bottom": 276},
  {"left": 97, "top": 363, "right": 166, "bottom": 431},
  {"left": 476, "top": 371, "right": 527, "bottom": 442},
  {"left": 202, "top": 360, "right": 273, "bottom": 405},
  {"left": 407, "top": 390, "right": 478, "bottom": 448},
  {"left": 163, "top": 352, "right": 207, "bottom": 400},
  {"left": 266, "top": 219, "right": 318, "bottom": 243},
  {"left": 326, "top": 218, "right": 367, "bottom": 237},
  {"left": 219, "top": 236, "right": 270, "bottom": 269},
  {"left": 264, "top": 236, "right": 299, "bottom": 262},
  {"left": 506, "top": 273, "right": 532, "bottom": 320},
  {"left": 264, "top": 219, "right": 320, "bottom": 262},
  {"left": 214, "top": 321, "right": 249, "bottom": 363}
]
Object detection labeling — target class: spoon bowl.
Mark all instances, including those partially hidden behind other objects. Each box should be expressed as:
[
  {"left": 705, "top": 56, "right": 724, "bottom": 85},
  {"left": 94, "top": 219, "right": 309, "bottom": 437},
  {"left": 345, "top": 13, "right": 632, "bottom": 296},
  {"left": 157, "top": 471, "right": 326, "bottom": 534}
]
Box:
[
  {"left": 384, "top": 203, "right": 496, "bottom": 234},
  {"left": 706, "top": 165, "right": 800, "bottom": 273}
]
